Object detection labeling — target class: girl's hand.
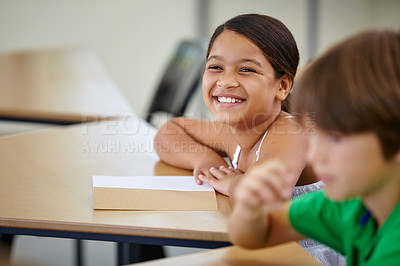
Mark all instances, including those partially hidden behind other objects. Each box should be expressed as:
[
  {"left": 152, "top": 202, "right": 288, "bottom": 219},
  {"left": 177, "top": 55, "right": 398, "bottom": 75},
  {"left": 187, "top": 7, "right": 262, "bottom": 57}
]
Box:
[
  {"left": 198, "top": 166, "right": 243, "bottom": 196},
  {"left": 233, "top": 160, "right": 292, "bottom": 213},
  {"left": 193, "top": 158, "right": 229, "bottom": 186}
]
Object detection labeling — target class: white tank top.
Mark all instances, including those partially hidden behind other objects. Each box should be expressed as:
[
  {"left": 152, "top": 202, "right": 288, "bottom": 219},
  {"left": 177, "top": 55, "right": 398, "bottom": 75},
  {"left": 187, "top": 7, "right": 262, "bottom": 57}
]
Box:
[{"left": 231, "top": 115, "right": 295, "bottom": 169}]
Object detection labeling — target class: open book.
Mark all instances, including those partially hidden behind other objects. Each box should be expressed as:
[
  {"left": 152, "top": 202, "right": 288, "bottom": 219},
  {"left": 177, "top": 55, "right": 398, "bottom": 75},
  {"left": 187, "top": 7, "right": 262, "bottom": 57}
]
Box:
[{"left": 92, "top": 175, "right": 218, "bottom": 211}]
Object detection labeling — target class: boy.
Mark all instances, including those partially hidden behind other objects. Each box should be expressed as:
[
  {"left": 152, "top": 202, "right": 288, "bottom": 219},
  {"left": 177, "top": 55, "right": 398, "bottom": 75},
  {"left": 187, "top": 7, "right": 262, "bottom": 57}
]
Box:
[{"left": 229, "top": 30, "right": 400, "bottom": 265}]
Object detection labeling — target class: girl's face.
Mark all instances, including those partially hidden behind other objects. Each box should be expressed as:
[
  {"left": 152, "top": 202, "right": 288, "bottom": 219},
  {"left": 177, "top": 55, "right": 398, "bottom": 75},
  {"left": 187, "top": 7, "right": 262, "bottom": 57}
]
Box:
[
  {"left": 202, "top": 30, "right": 286, "bottom": 128},
  {"left": 308, "top": 129, "right": 394, "bottom": 201}
]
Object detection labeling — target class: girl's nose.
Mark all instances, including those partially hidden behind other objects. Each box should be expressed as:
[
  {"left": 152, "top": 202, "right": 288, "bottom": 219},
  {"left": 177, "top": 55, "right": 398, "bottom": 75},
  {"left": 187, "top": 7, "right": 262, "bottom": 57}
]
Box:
[{"left": 216, "top": 76, "right": 239, "bottom": 89}]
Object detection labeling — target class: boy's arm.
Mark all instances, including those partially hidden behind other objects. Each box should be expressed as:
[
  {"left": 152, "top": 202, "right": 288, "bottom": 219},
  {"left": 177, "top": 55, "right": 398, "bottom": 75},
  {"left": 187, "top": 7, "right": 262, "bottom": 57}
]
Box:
[
  {"left": 230, "top": 201, "right": 304, "bottom": 248},
  {"left": 228, "top": 160, "right": 305, "bottom": 249},
  {"left": 154, "top": 117, "right": 231, "bottom": 184}
]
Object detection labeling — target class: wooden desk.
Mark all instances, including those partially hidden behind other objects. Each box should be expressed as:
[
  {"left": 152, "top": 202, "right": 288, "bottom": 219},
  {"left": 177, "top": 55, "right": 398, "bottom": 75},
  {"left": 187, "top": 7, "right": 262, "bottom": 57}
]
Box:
[
  {"left": 0, "top": 48, "right": 133, "bottom": 124},
  {"left": 0, "top": 117, "right": 320, "bottom": 265},
  {"left": 0, "top": 118, "right": 230, "bottom": 246},
  {"left": 132, "top": 242, "right": 322, "bottom": 266}
]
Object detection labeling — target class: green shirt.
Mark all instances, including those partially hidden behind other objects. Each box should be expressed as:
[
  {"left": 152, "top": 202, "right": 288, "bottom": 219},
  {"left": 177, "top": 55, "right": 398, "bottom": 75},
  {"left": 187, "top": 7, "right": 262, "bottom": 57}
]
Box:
[{"left": 289, "top": 190, "right": 400, "bottom": 266}]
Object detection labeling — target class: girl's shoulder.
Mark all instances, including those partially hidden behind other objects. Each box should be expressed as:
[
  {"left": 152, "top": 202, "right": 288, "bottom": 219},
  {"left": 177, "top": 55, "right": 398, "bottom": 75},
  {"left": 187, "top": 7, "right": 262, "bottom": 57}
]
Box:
[
  {"left": 270, "top": 111, "right": 302, "bottom": 133},
  {"left": 257, "top": 111, "right": 307, "bottom": 157},
  {"left": 277, "top": 110, "right": 296, "bottom": 120}
]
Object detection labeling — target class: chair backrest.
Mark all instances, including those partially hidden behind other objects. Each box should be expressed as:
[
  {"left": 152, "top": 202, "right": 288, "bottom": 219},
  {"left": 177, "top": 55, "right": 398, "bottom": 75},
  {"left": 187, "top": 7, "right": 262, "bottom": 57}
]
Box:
[{"left": 146, "top": 38, "right": 208, "bottom": 127}]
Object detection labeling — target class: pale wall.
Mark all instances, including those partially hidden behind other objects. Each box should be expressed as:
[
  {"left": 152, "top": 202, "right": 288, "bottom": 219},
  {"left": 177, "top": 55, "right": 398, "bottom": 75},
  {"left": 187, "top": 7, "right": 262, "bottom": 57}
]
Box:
[
  {"left": 318, "top": 0, "right": 400, "bottom": 56},
  {"left": 0, "top": 0, "right": 399, "bottom": 117},
  {"left": 205, "top": 0, "right": 309, "bottom": 63},
  {"left": 205, "top": 0, "right": 400, "bottom": 65},
  {"left": 0, "top": 0, "right": 198, "bottom": 117}
]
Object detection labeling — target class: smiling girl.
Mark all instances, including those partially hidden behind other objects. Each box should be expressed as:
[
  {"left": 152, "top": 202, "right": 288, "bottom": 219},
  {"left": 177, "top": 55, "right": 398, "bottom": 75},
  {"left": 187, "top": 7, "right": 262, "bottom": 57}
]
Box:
[{"left": 154, "top": 14, "right": 318, "bottom": 197}]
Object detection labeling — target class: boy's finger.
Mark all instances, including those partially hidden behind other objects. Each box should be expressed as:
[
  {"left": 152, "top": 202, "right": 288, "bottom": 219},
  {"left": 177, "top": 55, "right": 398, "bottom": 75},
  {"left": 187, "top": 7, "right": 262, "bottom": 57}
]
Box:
[
  {"left": 260, "top": 171, "right": 292, "bottom": 200},
  {"left": 249, "top": 177, "right": 282, "bottom": 205},
  {"left": 246, "top": 161, "right": 292, "bottom": 199}
]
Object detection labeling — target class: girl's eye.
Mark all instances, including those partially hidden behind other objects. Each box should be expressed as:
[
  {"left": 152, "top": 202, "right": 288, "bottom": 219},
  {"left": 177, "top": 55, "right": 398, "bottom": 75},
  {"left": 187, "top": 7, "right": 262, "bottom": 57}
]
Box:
[
  {"left": 208, "top": 65, "right": 222, "bottom": 70},
  {"left": 240, "top": 68, "right": 256, "bottom": 73}
]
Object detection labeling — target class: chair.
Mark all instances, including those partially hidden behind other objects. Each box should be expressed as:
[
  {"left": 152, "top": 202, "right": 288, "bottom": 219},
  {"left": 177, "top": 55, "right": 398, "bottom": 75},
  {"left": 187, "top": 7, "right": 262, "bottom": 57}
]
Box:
[{"left": 146, "top": 38, "right": 209, "bottom": 128}]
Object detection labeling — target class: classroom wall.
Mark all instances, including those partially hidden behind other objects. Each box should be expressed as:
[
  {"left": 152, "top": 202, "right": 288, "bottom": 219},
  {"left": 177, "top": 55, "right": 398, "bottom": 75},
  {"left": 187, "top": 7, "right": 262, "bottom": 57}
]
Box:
[
  {"left": 204, "top": 0, "right": 400, "bottom": 64},
  {"left": 318, "top": 0, "right": 400, "bottom": 56},
  {"left": 204, "top": 0, "right": 309, "bottom": 64},
  {"left": 0, "top": 0, "right": 198, "bottom": 117},
  {"left": 0, "top": 0, "right": 399, "bottom": 118}
]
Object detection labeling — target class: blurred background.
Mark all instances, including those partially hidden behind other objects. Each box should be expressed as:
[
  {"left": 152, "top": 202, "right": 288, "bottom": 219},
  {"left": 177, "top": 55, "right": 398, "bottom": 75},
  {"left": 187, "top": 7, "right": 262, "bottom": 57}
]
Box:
[
  {"left": 0, "top": 0, "right": 399, "bottom": 265},
  {"left": 1, "top": 0, "right": 399, "bottom": 118}
]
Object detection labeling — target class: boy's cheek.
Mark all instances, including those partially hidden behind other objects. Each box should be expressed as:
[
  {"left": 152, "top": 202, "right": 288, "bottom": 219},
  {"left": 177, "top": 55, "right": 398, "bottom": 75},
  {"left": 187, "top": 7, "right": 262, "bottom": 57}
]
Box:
[{"left": 305, "top": 135, "right": 317, "bottom": 163}]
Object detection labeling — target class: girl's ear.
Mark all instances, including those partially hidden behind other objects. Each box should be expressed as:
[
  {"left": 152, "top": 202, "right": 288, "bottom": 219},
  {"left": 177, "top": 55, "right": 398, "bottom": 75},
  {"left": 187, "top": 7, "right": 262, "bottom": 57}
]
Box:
[{"left": 276, "top": 75, "right": 292, "bottom": 101}]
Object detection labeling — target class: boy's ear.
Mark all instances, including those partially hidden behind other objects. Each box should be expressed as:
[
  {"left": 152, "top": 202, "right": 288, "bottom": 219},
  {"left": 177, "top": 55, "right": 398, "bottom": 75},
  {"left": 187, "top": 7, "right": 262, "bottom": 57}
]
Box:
[
  {"left": 276, "top": 75, "right": 292, "bottom": 101},
  {"left": 395, "top": 149, "right": 400, "bottom": 163}
]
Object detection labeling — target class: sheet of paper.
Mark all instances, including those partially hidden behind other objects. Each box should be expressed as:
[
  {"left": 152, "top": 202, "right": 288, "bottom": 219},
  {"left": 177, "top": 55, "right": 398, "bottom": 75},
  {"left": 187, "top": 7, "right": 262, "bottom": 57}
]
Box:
[{"left": 93, "top": 175, "right": 214, "bottom": 191}]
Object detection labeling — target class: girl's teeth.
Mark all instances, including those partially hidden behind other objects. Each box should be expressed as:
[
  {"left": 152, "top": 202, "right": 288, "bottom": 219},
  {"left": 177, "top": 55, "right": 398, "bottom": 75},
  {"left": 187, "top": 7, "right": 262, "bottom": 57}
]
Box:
[{"left": 218, "top": 97, "right": 242, "bottom": 103}]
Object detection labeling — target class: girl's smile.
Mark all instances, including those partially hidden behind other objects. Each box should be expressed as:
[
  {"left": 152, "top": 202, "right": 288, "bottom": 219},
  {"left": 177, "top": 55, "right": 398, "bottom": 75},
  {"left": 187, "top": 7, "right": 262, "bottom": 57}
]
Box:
[
  {"left": 213, "top": 93, "right": 246, "bottom": 108},
  {"left": 202, "top": 30, "right": 286, "bottom": 128}
]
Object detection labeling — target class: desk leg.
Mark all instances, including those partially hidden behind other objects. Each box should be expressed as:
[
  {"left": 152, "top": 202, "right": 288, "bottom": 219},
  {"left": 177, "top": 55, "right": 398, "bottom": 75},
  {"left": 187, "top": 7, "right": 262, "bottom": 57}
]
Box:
[
  {"left": 0, "top": 234, "right": 13, "bottom": 265},
  {"left": 117, "top": 242, "right": 139, "bottom": 265},
  {"left": 117, "top": 243, "right": 165, "bottom": 265},
  {"left": 76, "top": 239, "right": 83, "bottom": 266},
  {"left": 0, "top": 234, "right": 13, "bottom": 245}
]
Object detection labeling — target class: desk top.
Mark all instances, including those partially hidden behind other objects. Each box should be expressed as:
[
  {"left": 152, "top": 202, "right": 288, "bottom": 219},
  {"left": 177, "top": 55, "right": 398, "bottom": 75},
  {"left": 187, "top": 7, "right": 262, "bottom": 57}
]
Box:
[
  {"left": 133, "top": 242, "right": 322, "bottom": 266},
  {"left": 0, "top": 116, "right": 320, "bottom": 265},
  {"left": 0, "top": 118, "right": 231, "bottom": 242},
  {"left": 0, "top": 48, "right": 133, "bottom": 123}
]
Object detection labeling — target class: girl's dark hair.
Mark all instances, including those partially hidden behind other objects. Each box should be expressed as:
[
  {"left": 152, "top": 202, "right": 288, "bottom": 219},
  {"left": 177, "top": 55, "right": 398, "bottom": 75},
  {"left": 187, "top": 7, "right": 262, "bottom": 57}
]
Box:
[
  {"left": 292, "top": 30, "right": 400, "bottom": 159},
  {"left": 207, "top": 14, "right": 300, "bottom": 111}
]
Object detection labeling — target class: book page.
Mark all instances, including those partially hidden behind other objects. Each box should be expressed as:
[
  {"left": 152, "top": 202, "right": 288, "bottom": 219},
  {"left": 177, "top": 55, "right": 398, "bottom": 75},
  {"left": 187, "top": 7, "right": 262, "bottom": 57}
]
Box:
[{"left": 93, "top": 175, "right": 214, "bottom": 192}]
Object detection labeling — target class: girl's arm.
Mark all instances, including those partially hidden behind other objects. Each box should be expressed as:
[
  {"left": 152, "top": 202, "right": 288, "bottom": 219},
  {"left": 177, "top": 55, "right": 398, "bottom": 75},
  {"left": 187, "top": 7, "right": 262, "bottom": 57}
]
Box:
[
  {"left": 206, "top": 115, "right": 313, "bottom": 198},
  {"left": 154, "top": 117, "right": 233, "bottom": 184},
  {"left": 228, "top": 160, "right": 304, "bottom": 248},
  {"left": 254, "top": 115, "right": 311, "bottom": 189}
]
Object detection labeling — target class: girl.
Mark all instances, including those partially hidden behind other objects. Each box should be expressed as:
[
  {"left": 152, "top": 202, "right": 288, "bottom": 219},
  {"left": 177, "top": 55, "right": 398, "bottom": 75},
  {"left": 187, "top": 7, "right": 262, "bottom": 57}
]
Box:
[
  {"left": 155, "top": 14, "right": 318, "bottom": 197},
  {"left": 229, "top": 30, "right": 400, "bottom": 265}
]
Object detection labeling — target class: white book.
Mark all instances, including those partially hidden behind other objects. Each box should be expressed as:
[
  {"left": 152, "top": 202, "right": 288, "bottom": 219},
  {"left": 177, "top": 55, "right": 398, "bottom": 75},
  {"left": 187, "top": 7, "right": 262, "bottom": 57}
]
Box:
[{"left": 92, "top": 175, "right": 218, "bottom": 211}]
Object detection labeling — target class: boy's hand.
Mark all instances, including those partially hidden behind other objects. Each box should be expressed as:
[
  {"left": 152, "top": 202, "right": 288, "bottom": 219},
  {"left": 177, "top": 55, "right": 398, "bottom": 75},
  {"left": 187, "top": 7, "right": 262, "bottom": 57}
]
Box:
[
  {"left": 233, "top": 160, "right": 292, "bottom": 214},
  {"left": 198, "top": 166, "right": 243, "bottom": 196}
]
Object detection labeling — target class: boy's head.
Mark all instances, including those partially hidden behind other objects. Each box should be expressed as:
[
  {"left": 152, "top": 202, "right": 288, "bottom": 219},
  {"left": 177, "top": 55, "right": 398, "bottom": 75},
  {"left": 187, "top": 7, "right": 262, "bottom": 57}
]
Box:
[{"left": 292, "top": 30, "right": 400, "bottom": 160}]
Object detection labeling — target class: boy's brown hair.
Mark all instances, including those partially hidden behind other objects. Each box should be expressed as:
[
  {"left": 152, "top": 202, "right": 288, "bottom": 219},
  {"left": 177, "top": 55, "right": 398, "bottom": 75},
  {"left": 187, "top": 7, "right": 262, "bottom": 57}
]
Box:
[{"left": 292, "top": 30, "right": 400, "bottom": 159}]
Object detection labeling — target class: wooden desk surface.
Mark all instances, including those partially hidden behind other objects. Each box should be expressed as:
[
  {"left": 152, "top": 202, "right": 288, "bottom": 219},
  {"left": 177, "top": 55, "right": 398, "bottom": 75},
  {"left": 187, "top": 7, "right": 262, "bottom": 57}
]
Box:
[
  {"left": 132, "top": 242, "right": 322, "bottom": 266},
  {"left": 0, "top": 118, "right": 321, "bottom": 265},
  {"left": 0, "top": 48, "right": 133, "bottom": 123},
  {"left": 0, "top": 118, "right": 231, "bottom": 242}
]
